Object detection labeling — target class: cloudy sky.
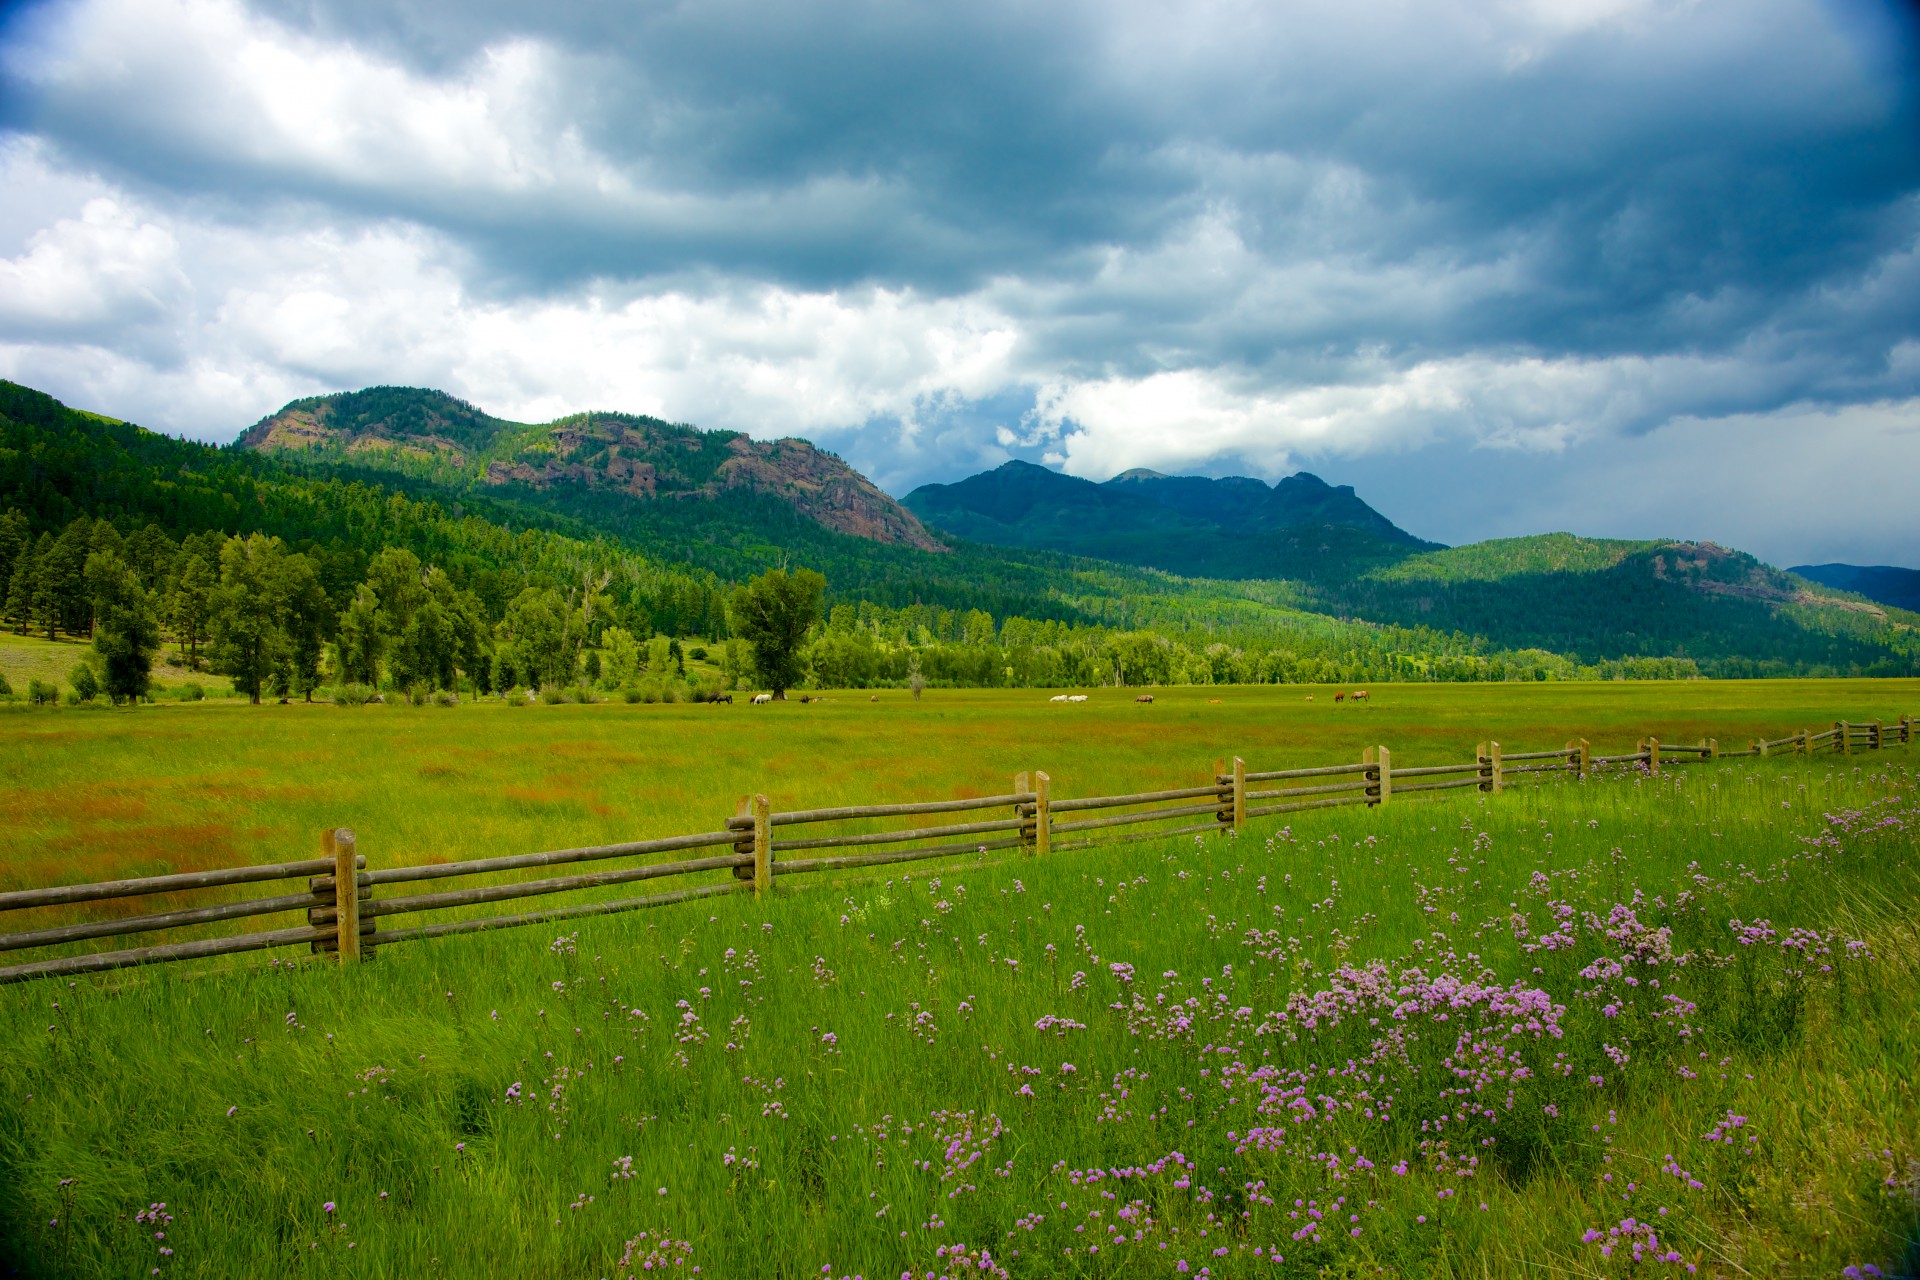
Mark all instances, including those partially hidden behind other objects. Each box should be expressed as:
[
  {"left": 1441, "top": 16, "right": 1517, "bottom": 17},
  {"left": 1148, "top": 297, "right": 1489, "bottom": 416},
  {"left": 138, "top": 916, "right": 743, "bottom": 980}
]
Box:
[{"left": 2, "top": 0, "right": 1918, "bottom": 565}]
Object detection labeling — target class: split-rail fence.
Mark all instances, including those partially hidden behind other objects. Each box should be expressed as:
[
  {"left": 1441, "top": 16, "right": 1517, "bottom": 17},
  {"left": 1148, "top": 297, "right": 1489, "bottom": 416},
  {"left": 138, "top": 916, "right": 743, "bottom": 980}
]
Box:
[{"left": 1, "top": 714, "right": 1910, "bottom": 986}]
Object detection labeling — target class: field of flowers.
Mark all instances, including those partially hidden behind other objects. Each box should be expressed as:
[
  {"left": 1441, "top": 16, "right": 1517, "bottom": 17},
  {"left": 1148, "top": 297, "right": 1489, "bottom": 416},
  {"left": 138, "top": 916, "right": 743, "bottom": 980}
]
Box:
[{"left": 1, "top": 750, "right": 1916, "bottom": 1277}]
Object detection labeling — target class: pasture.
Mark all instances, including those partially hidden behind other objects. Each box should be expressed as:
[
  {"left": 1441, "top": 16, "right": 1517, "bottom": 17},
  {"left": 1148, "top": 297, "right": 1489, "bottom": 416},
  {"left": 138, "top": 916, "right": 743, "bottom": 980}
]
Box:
[
  {"left": 0, "top": 681, "right": 1916, "bottom": 1277},
  {"left": 3, "top": 677, "right": 1915, "bottom": 891}
]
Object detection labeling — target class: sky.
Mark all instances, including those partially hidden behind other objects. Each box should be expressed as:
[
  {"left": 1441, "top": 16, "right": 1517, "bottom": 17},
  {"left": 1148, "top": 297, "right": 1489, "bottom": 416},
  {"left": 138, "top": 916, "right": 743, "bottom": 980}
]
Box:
[{"left": 1, "top": 0, "right": 1918, "bottom": 566}]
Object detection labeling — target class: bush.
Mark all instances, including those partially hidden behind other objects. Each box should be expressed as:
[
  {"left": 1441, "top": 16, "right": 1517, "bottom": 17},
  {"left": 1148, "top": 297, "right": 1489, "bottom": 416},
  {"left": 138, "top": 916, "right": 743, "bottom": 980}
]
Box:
[
  {"left": 330, "top": 684, "right": 373, "bottom": 706},
  {"left": 621, "top": 686, "right": 644, "bottom": 704},
  {"left": 68, "top": 663, "right": 99, "bottom": 703},
  {"left": 28, "top": 678, "right": 59, "bottom": 705},
  {"left": 688, "top": 646, "right": 708, "bottom": 661},
  {"left": 563, "top": 686, "right": 594, "bottom": 704},
  {"left": 175, "top": 682, "right": 206, "bottom": 702},
  {"left": 431, "top": 690, "right": 458, "bottom": 707},
  {"left": 538, "top": 686, "right": 565, "bottom": 705},
  {"left": 0, "top": 672, "right": 11, "bottom": 697}
]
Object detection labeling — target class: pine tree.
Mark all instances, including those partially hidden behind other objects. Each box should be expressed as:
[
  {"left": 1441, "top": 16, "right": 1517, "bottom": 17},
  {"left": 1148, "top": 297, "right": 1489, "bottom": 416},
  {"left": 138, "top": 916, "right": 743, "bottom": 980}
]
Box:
[{"left": 87, "top": 550, "right": 161, "bottom": 704}]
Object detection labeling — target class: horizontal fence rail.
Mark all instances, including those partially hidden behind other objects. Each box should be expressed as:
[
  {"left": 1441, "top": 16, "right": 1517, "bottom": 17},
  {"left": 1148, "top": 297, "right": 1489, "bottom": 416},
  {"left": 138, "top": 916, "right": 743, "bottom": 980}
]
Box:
[{"left": 1, "top": 712, "right": 1912, "bottom": 985}]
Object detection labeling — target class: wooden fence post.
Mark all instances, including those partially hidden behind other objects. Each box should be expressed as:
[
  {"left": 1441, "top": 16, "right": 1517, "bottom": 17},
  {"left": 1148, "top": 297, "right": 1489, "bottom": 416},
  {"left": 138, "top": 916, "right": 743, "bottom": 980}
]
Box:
[
  {"left": 1870, "top": 720, "right": 1883, "bottom": 751},
  {"left": 1232, "top": 756, "right": 1247, "bottom": 829},
  {"left": 752, "top": 795, "right": 772, "bottom": 896},
  {"left": 1364, "top": 746, "right": 1391, "bottom": 806},
  {"left": 1801, "top": 728, "right": 1813, "bottom": 755},
  {"left": 1836, "top": 721, "right": 1850, "bottom": 755},
  {"left": 1214, "top": 758, "right": 1229, "bottom": 825},
  {"left": 1706, "top": 738, "right": 1718, "bottom": 761},
  {"left": 1568, "top": 737, "right": 1589, "bottom": 778},
  {"left": 1034, "top": 771, "right": 1051, "bottom": 857},
  {"left": 329, "top": 828, "right": 359, "bottom": 964},
  {"left": 1754, "top": 736, "right": 1768, "bottom": 758},
  {"left": 1902, "top": 715, "right": 1913, "bottom": 746},
  {"left": 1646, "top": 737, "right": 1660, "bottom": 776},
  {"left": 1478, "top": 741, "right": 1502, "bottom": 794}
]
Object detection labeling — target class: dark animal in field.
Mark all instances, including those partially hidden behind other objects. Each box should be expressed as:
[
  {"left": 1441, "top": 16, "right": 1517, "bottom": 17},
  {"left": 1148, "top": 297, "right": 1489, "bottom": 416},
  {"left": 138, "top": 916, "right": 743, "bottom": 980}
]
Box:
[
  {"left": 712, "top": 694, "right": 733, "bottom": 704},
  {"left": 1334, "top": 692, "right": 1346, "bottom": 703},
  {"left": 1135, "top": 694, "right": 1154, "bottom": 703},
  {"left": 870, "top": 694, "right": 878, "bottom": 702}
]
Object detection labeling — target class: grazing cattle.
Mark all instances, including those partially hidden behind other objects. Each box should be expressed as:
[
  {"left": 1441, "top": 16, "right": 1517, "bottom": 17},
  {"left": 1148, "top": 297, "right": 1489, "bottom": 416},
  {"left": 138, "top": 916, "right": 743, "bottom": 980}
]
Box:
[
  {"left": 751, "top": 693, "right": 774, "bottom": 705},
  {"left": 1334, "top": 692, "right": 1346, "bottom": 703},
  {"left": 1135, "top": 694, "right": 1154, "bottom": 704},
  {"left": 1049, "top": 694, "right": 1069, "bottom": 702},
  {"left": 1351, "top": 690, "right": 1369, "bottom": 703},
  {"left": 1067, "top": 694, "right": 1089, "bottom": 703},
  {"left": 870, "top": 694, "right": 878, "bottom": 702},
  {"left": 1305, "top": 695, "right": 1313, "bottom": 702},
  {"left": 711, "top": 694, "right": 733, "bottom": 705}
]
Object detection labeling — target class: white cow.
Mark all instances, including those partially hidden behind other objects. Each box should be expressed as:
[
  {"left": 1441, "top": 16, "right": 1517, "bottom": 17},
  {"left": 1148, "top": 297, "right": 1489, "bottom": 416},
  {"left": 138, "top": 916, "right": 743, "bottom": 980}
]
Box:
[
  {"left": 751, "top": 693, "right": 774, "bottom": 705},
  {"left": 1049, "top": 694, "right": 1069, "bottom": 702},
  {"left": 1067, "top": 694, "right": 1089, "bottom": 703}
]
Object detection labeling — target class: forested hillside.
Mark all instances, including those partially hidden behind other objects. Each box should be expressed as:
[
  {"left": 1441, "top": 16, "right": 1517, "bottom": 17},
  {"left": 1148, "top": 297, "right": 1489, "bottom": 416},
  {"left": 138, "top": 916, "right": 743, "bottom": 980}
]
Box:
[
  {"left": 4, "top": 378, "right": 1917, "bottom": 704},
  {"left": 903, "top": 459, "right": 1436, "bottom": 580}
]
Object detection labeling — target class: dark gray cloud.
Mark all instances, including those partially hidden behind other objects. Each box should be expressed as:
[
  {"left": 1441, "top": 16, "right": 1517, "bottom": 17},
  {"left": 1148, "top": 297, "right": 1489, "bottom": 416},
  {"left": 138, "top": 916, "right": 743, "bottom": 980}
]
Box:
[{"left": 0, "top": 0, "right": 1918, "bottom": 563}]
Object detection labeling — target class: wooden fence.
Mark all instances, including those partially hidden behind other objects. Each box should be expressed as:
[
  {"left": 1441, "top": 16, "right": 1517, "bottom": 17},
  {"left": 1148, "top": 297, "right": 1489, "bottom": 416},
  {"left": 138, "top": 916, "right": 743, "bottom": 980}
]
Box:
[{"left": 1, "top": 713, "right": 1911, "bottom": 986}]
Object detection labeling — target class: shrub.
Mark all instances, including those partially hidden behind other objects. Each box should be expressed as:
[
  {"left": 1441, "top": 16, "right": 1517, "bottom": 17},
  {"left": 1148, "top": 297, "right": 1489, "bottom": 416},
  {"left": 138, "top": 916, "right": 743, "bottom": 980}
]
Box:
[
  {"left": 30, "top": 677, "right": 65, "bottom": 704},
  {"left": 330, "top": 684, "right": 373, "bottom": 706},
  {"left": 176, "top": 682, "right": 206, "bottom": 702},
  {"left": 538, "top": 686, "right": 565, "bottom": 705},
  {"left": 432, "top": 690, "right": 458, "bottom": 707},
  {"left": 687, "top": 646, "right": 708, "bottom": 661},
  {"left": 68, "top": 663, "right": 99, "bottom": 703},
  {"left": 564, "top": 686, "right": 594, "bottom": 704},
  {"left": 0, "top": 672, "right": 11, "bottom": 696},
  {"left": 621, "top": 686, "right": 644, "bottom": 704}
]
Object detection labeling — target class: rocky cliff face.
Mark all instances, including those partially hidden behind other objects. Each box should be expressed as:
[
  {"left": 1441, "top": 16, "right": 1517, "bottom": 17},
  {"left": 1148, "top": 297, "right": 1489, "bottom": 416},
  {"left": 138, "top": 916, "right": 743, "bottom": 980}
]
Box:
[{"left": 238, "top": 389, "right": 944, "bottom": 552}]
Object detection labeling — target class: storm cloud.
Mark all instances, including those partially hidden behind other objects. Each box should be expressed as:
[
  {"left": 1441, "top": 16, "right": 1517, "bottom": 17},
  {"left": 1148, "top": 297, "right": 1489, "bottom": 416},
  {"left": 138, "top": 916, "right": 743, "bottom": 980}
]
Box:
[{"left": 1, "top": 0, "right": 1917, "bottom": 563}]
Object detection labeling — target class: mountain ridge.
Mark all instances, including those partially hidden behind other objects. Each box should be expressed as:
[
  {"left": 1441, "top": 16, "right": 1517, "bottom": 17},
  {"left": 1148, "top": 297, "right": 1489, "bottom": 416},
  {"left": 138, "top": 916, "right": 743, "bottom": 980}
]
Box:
[
  {"left": 240, "top": 387, "right": 945, "bottom": 553},
  {"left": 902, "top": 458, "right": 1438, "bottom": 580},
  {"left": 1789, "top": 563, "right": 1920, "bottom": 615}
]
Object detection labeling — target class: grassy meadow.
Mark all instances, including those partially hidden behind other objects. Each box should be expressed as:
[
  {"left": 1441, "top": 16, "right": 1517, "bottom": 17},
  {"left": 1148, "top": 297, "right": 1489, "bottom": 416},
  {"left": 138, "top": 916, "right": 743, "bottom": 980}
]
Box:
[
  {"left": 0, "top": 681, "right": 1917, "bottom": 1278},
  {"left": 2, "top": 677, "right": 1916, "bottom": 893}
]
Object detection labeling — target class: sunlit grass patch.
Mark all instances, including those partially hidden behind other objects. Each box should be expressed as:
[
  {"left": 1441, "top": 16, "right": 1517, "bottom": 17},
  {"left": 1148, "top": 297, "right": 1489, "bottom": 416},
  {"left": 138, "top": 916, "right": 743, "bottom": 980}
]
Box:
[{"left": 0, "top": 748, "right": 1915, "bottom": 1277}]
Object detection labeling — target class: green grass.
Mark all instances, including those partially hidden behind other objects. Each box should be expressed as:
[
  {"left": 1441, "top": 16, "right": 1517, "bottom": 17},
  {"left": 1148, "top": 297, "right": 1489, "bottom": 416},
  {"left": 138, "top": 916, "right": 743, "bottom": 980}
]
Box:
[
  {"left": 0, "top": 630, "right": 215, "bottom": 702},
  {"left": 0, "top": 684, "right": 1916, "bottom": 1277},
  {"left": 3, "top": 679, "right": 1916, "bottom": 893}
]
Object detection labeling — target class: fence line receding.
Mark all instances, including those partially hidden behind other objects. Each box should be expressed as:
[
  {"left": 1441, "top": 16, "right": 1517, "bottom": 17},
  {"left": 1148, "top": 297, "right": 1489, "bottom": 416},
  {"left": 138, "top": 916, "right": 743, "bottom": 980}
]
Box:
[{"left": 1, "top": 714, "right": 1910, "bottom": 986}]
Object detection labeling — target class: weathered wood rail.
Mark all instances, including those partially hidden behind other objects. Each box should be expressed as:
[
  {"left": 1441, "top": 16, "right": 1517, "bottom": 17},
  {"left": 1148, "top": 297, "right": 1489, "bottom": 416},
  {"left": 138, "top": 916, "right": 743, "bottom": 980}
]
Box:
[{"left": 1, "top": 713, "right": 1910, "bottom": 985}]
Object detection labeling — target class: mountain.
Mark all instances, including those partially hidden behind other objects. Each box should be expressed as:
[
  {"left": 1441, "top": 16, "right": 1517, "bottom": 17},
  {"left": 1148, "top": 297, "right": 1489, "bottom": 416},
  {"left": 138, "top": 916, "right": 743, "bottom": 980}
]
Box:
[
  {"left": 1790, "top": 563, "right": 1920, "bottom": 614},
  {"left": 240, "top": 386, "right": 943, "bottom": 552},
  {"left": 902, "top": 460, "right": 1437, "bottom": 579},
  {"left": 4, "top": 376, "right": 1916, "bottom": 680},
  {"left": 1323, "top": 535, "right": 1917, "bottom": 674}
]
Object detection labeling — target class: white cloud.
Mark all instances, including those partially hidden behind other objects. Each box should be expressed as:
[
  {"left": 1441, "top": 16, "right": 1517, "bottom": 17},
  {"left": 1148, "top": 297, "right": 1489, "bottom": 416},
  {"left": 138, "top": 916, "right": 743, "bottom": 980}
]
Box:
[{"left": 0, "top": 0, "right": 1915, "bottom": 566}]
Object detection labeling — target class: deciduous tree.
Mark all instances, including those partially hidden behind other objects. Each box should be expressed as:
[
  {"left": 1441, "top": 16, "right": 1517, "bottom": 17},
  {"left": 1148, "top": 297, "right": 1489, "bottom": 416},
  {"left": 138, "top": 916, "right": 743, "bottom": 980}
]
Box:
[{"left": 727, "top": 566, "right": 825, "bottom": 698}]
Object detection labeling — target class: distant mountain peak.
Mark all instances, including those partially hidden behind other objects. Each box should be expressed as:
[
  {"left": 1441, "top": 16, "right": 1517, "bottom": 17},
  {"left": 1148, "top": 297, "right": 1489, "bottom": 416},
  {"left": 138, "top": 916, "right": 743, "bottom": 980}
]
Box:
[
  {"left": 240, "top": 387, "right": 944, "bottom": 552},
  {"left": 903, "top": 461, "right": 1436, "bottom": 580}
]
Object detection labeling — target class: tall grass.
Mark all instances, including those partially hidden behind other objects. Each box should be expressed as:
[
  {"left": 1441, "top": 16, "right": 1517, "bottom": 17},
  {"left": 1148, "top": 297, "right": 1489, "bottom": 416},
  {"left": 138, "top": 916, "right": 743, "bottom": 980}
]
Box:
[{"left": 0, "top": 753, "right": 1915, "bottom": 1278}]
